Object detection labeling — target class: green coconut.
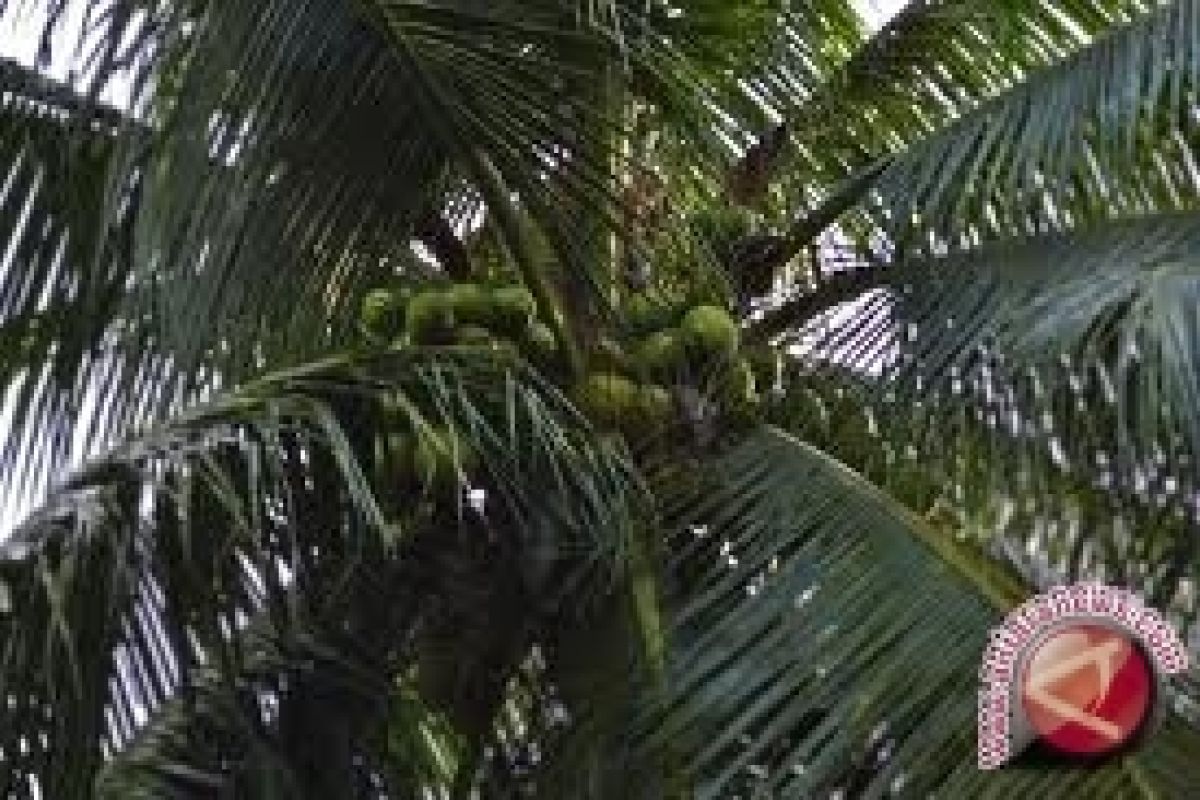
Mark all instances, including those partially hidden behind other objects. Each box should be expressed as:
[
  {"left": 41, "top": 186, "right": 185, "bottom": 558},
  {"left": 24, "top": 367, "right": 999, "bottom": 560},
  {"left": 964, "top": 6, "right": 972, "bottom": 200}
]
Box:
[
  {"left": 681, "top": 304, "right": 739, "bottom": 360},
  {"left": 669, "top": 292, "right": 701, "bottom": 325},
  {"left": 625, "top": 292, "right": 672, "bottom": 336},
  {"left": 407, "top": 289, "right": 456, "bottom": 344},
  {"left": 574, "top": 373, "right": 640, "bottom": 428},
  {"left": 490, "top": 285, "right": 538, "bottom": 334},
  {"left": 689, "top": 207, "right": 754, "bottom": 260},
  {"left": 632, "top": 329, "right": 685, "bottom": 376},
  {"left": 448, "top": 282, "right": 491, "bottom": 325},
  {"left": 360, "top": 288, "right": 406, "bottom": 342}
]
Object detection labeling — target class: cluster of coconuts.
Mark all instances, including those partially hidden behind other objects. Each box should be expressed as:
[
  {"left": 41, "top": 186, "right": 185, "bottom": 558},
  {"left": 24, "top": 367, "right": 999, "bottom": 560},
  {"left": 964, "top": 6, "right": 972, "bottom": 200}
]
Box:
[
  {"left": 360, "top": 281, "right": 559, "bottom": 367},
  {"left": 361, "top": 281, "right": 562, "bottom": 494},
  {"left": 377, "top": 418, "right": 478, "bottom": 499},
  {"left": 362, "top": 279, "right": 764, "bottom": 451},
  {"left": 572, "top": 293, "right": 761, "bottom": 437}
]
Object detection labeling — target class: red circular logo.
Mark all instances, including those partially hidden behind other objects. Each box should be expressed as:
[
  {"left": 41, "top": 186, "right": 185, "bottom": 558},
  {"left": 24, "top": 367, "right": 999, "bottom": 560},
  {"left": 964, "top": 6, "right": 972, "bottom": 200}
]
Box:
[{"left": 1020, "top": 623, "right": 1154, "bottom": 757}]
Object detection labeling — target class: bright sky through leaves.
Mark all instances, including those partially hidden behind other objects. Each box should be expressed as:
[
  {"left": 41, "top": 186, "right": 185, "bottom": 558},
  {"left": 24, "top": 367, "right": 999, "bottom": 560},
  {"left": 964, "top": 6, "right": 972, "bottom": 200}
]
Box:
[{"left": 856, "top": 0, "right": 907, "bottom": 31}]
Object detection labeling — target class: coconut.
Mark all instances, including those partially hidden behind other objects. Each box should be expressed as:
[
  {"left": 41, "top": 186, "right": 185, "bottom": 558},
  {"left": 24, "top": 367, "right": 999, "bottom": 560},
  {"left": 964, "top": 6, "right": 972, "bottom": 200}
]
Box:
[
  {"left": 632, "top": 329, "right": 684, "bottom": 376},
  {"left": 407, "top": 290, "right": 456, "bottom": 344},
  {"left": 360, "top": 288, "right": 406, "bottom": 342},
  {"left": 448, "top": 282, "right": 491, "bottom": 325},
  {"left": 574, "top": 373, "right": 640, "bottom": 428},
  {"left": 625, "top": 292, "right": 671, "bottom": 336},
  {"left": 681, "top": 304, "right": 739, "bottom": 360},
  {"left": 490, "top": 285, "right": 538, "bottom": 334}
]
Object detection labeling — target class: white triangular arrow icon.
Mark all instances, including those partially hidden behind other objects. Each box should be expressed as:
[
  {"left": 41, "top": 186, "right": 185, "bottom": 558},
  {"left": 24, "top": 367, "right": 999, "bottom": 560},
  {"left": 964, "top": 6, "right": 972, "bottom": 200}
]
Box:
[{"left": 1025, "top": 639, "right": 1123, "bottom": 741}]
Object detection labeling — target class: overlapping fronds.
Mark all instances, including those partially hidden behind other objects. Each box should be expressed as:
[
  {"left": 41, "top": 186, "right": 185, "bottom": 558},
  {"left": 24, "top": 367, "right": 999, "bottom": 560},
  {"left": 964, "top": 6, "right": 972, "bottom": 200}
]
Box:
[
  {"left": 650, "top": 428, "right": 1200, "bottom": 798},
  {"left": 754, "top": 1, "right": 1159, "bottom": 218},
  {"left": 4, "top": 1, "right": 1200, "bottom": 797},
  {"left": 0, "top": 0, "right": 865, "bottom": 524},
  {"left": 763, "top": 213, "right": 1200, "bottom": 629},
  {"left": 774, "top": 360, "right": 1200, "bottom": 621},
  {"left": 881, "top": 212, "right": 1200, "bottom": 453},
  {"left": 875, "top": 0, "right": 1200, "bottom": 248},
  {"left": 0, "top": 348, "right": 637, "bottom": 797}
]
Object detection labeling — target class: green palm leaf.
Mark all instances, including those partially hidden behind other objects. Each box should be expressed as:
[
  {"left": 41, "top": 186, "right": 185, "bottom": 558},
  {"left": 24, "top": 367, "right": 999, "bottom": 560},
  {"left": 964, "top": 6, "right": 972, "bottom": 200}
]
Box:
[
  {"left": 2, "top": 1, "right": 1200, "bottom": 797},
  {"left": 652, "top": 427, "right": 1200, "bottom": 798},
  {"left": 0, "top": 348, "right": 637, "bottom": 797},
  {"left": 877, "top": 1, "right": 1200, "bottom": 245}
]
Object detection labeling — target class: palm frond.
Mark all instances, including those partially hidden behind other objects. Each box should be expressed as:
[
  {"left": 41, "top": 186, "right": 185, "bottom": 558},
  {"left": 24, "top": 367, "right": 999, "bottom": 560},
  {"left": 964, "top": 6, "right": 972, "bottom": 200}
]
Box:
[
  {"left": 881, "top": 212, "right": 1200, "bottom": 448},
  {"left": 876, "top": 0, "right": 1200, "bottom": 248},
  {"left": 649, "top": 427, "right": 1200, "bottom": 798},
  {"left": 0, "top": 52, "right": 146, "bottom": 515},
  {"left": 772, "top": 362, "right": 1200, "bottom": 623},
  {"left": 756, "top": 1, "right": 1143, "bottom": 215},
  {"left": 0, "top": 0, "right": 834, "bottom": 523},
  {"left": 0, "top": 348, "right": 637, "bottom": 797},
  {"left": 762, "top": 211, "right": 1200, "bottom": 467},
  {"left": 759, "top": 2, "right": 1200, "bottom": 316}
]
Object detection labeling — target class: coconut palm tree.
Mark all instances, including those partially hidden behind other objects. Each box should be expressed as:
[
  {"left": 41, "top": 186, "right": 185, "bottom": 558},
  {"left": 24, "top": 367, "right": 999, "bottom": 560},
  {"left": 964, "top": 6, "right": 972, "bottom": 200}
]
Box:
[{"left": 2, "top": 0, "right": 1200, "bottom": 796}]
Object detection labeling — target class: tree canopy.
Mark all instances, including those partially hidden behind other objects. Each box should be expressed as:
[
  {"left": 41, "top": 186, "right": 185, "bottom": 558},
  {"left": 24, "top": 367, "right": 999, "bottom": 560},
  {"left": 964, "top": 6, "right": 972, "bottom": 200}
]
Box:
[{"left": 1, "top": 1, "right": 1200, "bottom": 797}]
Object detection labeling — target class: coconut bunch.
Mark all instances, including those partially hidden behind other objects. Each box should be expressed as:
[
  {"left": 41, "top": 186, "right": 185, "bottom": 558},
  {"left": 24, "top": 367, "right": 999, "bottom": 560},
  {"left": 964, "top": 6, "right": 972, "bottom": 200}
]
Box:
[
  {"left": 360, "top": 280, "right": 559, "bottom": 367},
  {"left": 572, "top": 291, "right": 763, "bottom": 444},
  {"left": 361, "top": 277, "right": 768, "bottom": 449},
  {"left": 377, "top": 416, "right": 478, "bottom": 502}
]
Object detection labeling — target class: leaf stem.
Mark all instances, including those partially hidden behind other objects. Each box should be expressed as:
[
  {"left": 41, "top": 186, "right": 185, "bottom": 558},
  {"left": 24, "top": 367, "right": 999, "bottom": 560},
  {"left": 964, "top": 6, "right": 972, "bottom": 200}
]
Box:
[{"left": 465, "top": 150, "right": 586, "bottom": 380}]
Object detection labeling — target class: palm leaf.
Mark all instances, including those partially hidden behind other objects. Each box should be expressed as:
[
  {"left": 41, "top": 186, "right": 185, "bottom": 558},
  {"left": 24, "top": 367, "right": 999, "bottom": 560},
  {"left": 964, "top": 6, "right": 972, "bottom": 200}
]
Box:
[
  {"left": 0, "top": 0, "right": 811, "bottom": 520},
  {"left": 773, "top": 362, "right": 1200, "bottom": 622},
  {"left": 0, "top": 348, "right": 638, "bottom": 796},
  {"left": 650, "top": 427, "right": 1200, "bottom": 798},
  {"left": 754, "top": 212, "right": 1200, "bottom": 628},
  {"left": 875, "top": 0, "right": 1200, "bottom": 247},
  {"left": 880, "top": 212, "right": 1200, "bottom": 447}
]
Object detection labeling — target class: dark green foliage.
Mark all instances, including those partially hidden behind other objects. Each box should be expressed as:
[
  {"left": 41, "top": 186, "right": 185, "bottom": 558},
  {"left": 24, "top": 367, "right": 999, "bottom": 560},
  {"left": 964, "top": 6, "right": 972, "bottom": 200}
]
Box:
[{"left": 5, "top": 1, "right": 1200, "bottom": 798}]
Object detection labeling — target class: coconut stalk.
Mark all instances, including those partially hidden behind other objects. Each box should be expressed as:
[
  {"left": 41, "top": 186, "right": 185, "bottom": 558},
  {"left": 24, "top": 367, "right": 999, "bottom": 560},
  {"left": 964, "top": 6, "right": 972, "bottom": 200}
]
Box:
[{"left": 464, "top": 150, "right": 585, "bottom": 381}]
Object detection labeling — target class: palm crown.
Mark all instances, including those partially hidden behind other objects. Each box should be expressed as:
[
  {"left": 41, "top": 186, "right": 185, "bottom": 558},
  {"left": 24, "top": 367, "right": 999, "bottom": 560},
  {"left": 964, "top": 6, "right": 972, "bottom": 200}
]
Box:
[{"left": 1, "top": 1, "right": 1199, "bottom": 797}]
